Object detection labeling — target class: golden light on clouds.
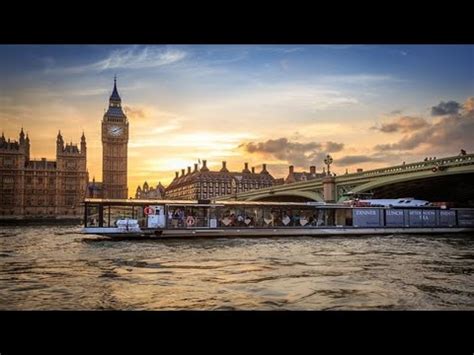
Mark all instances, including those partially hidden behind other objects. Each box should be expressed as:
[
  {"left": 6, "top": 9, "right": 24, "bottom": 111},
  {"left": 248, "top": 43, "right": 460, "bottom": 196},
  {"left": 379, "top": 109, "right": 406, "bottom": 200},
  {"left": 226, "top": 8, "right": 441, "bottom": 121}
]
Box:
[{"left": 1, "top": 45, "right": 472, "bottom": 193}]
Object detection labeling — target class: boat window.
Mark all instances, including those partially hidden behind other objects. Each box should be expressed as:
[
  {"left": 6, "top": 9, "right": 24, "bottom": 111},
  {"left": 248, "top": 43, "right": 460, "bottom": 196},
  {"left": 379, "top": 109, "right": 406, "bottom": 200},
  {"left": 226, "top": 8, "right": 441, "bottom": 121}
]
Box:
[
  {"left": 280, "top": 209, "right": 292, "bottom": 227},
  {"left": 85, "top": 205, "right": 100, "bottom": 227},
  {"left": 167, "top": 206, "right": 209, "bottom": 228},
  {"left": 335, "top": 209, "right": 353, "bottom": 226},
  {"left": 185, "top": 206, "right": 208, "bottom": 228},
  {"left": 108, "top": 206, "right": 134, "bottom": 227},
  {"left": 209, "top": 208, "right": 218, "bottom": 228},
  {"left": 168, "top": 207, "right": 184, "bottom": 228},
  {"left": 218, "top": 206, "right": 239, "bottom": 227},
  {"left": 262, "top": 208, "right": 275, "bottom": 227},
  {"left": 240, "top": 207, "right": 256, "bottom": 227},
  {"left": 313, "top": 209, "right": 336, "bottom": 227},
  {"left": 299, "top": 209, "right": 314, "bottom": 227},
  {"left": 135, "top": 206, "right": 146, "bottom": 228}
]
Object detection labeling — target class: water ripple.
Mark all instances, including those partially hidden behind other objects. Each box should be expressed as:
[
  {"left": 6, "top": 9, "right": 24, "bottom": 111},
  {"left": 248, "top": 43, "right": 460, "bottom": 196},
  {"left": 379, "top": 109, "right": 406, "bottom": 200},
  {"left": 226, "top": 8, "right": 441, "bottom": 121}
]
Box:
[{"left": 0, "top": 226, "right": 473, "bottom": 309}]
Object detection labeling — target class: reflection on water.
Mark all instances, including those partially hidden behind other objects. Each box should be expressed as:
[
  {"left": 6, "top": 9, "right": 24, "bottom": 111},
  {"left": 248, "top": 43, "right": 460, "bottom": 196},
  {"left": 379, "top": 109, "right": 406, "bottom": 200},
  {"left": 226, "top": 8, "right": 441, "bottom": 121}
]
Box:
[{"left": 0, "top": 226, "right": 473, "bottom": 310}]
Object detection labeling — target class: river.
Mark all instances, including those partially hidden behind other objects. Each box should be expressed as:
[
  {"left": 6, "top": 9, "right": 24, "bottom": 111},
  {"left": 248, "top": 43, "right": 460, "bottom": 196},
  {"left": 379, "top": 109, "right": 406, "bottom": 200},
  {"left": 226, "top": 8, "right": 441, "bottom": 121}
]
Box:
[{"left": 0, "top": 225, "right": 473, "bottom": 310}]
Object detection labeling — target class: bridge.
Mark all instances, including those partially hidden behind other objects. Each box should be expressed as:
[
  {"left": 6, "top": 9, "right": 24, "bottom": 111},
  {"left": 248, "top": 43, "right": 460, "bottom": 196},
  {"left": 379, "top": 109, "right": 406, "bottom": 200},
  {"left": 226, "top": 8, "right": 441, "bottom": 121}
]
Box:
[{"left": 219, "top": 154, "right": 474, "bottom": 204}]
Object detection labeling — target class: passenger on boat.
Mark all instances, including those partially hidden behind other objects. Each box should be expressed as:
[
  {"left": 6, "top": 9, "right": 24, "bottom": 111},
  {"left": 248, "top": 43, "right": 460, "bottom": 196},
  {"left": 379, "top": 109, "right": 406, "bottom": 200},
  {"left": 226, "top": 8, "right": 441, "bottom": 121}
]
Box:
[
  {"left": 178, "top": 209, "right": 185, "bottom": 227},
  {"left": 272, "top": 210, "right": 281, "bottom": 226},
  {"left": 172, "top": 209, "right": 179, "bottom": 228},
  {"left": 237, "top": 214, "right": 244, "bottom": 226},
  {"left": 293, "top": 213, "right": 300, "bottom": 226}
]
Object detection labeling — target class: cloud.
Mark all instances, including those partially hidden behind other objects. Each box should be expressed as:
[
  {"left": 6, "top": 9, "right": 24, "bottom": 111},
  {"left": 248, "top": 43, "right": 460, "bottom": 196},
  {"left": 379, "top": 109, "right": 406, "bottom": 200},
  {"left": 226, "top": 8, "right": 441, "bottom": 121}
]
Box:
[
  {"left": 337, "top": 155, "right": 385, "bottom": 165},
  {"left": 325, "top": 141, "right": 345, "bottom": 152},
  {"left": 389, "top": 109, "right": 403, "bottom": 115},
  {"left": 372, "top": 116, "right": 429, "bottom": 133},
  {"left": 464, "top": 97, "right": 474, "bottom": 112},
  {"left": 254, "top": 46, "right": 305, "bottom": 53},
  {"left": 239, "top": 137, "right": 344, "bottom": 167},
  {"left": 48, "top": 46, "right": 187, "bottom": 74},
  {"left": 374, "top": 97, "right": 474, "bottom": 153},
  {"left": 320, "top": 45, "right": 356, "bottom": 50},
  {"left": 431, "top": 100, "right": 462, "bottom": 116},
  {"left": 320, "top": 74, "right": 402, "bottom": 85},
  {"left": 124, "top": 105, "right": 146, "bottom": 119}
]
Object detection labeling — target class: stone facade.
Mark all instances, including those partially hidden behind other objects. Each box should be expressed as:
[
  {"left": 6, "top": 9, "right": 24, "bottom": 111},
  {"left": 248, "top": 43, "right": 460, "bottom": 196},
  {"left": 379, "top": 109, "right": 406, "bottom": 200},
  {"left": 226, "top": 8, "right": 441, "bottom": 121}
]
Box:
[
  {"left": 165, "top": 160, "right": 275, "bottom": 200},
  {"left": 285, "top": 165, "right": 325, "bottom": 184},
  {"left": 0, "top": 129, "right": 88, "bottom": 219},
  {"left": 135, "top": 181, "right": 166, "bottom": 199},
  {"left": 101, "top": 77, "right": 129, "bottom": 199}
]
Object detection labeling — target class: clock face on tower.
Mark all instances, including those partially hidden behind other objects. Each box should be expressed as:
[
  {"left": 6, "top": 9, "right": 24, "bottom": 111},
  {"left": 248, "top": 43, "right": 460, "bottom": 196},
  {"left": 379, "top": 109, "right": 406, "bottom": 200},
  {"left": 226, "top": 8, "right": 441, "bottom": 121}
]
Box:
[{"left": 108, "top": 125, "right": 123, "bottom": 137}]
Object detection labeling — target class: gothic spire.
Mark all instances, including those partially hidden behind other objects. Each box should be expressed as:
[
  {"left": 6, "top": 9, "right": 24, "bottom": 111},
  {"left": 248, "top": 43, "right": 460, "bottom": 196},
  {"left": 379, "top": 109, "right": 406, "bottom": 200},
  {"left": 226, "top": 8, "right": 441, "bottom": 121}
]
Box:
[
  {"left": 110, "top": 75, "right": 121, "bottom": 102},
  {"left": 104, "top": 76, "right": 126, "bottom": 120}
]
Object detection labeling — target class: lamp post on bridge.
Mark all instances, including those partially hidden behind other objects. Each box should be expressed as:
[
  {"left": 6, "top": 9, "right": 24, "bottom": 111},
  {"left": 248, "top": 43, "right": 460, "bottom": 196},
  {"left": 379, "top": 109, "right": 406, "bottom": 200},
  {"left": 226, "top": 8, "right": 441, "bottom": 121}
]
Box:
[
  {"left": 324, "top": 154, "right": 333, "bottom": 176},
  {"left": 322, "top": 154, "right": 336, "bottom": 203}
]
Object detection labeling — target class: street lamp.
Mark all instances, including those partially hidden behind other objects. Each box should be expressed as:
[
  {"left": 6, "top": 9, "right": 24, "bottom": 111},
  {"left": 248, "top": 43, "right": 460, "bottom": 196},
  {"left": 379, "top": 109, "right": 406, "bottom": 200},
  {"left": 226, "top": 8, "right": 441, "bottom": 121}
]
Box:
[{"left": 324, "top": 154, "right": 333, "bottom": 175}]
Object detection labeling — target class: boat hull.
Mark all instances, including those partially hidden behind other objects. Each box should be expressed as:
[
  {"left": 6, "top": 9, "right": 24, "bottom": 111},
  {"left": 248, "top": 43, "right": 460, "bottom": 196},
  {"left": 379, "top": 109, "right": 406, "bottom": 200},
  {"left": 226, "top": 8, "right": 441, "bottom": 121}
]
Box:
[{"left": 82, "top": 227, "right": 474, "bottom": 239}]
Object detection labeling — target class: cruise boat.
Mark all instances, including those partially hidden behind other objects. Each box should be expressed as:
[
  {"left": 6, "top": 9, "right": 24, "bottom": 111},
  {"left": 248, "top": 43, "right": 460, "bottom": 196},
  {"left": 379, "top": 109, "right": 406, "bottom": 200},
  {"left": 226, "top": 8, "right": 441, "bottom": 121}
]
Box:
[{"left": 81, "top": 198, "right": 474, "bottom": 238}]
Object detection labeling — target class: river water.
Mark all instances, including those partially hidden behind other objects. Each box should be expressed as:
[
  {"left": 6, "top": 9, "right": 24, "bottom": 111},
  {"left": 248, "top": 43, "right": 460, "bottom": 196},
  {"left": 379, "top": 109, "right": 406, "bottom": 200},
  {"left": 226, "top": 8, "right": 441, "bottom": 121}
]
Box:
[{"left": 0, "top": 225, "right": 473, "bottom": 310}]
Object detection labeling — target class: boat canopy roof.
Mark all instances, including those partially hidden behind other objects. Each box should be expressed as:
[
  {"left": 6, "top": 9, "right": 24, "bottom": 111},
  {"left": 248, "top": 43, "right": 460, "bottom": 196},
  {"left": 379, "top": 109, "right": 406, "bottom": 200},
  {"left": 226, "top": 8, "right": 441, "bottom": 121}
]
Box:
[{"left": 83, "top": 198, "right": 340, "bottom": 208}]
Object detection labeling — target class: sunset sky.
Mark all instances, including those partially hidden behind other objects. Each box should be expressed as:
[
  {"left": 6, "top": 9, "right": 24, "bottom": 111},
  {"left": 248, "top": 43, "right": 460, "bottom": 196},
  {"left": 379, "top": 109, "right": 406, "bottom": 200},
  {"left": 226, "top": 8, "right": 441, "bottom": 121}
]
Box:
[{"left": 0, "top": 45, "right": 473, "bottom": 190}]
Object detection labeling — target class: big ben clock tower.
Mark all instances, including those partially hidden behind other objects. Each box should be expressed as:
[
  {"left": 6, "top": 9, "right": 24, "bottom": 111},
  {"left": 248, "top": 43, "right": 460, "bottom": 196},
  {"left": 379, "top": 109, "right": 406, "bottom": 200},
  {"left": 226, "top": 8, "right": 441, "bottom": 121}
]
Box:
[{"left": 102, "top": 77, "right": 129, "bottom": 199}]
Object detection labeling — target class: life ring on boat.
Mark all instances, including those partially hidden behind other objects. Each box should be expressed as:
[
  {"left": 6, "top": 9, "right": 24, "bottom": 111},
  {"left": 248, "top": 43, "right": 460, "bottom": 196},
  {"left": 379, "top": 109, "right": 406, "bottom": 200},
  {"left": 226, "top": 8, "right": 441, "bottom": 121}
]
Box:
[
  {"left": 432, "top": 166, "right": 438, "bottom": 172},
  {"left": 186, "top": 216, "right": 196, "bottom": 227}
]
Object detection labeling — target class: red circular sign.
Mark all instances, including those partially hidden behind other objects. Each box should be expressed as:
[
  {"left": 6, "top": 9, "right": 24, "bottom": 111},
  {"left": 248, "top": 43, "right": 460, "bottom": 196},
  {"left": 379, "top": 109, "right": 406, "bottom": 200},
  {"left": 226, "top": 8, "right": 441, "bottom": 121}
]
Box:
[{"left": 144, "top": 206, "right": 155, "bottom": 215}]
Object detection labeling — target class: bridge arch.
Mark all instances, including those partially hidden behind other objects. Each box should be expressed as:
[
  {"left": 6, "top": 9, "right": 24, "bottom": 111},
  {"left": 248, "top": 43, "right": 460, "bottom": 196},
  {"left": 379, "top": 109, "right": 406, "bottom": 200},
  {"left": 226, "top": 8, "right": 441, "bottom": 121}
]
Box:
[
  {"left": 245, "top": 190, "right": 323, "bottom": 202},
  {"left": 340, "top": 169, "right": 474, "bottom": 203}
]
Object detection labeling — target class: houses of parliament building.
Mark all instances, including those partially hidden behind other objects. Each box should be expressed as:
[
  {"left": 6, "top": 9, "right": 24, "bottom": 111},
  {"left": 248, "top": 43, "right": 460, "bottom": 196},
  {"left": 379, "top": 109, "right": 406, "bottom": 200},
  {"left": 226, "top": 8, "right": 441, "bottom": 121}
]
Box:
[
  {"left": 0, "top": 78, "right": 129, "bottom": 220},
  {"left": 0, "top": 128, "right": 88, "bottom": 218}
]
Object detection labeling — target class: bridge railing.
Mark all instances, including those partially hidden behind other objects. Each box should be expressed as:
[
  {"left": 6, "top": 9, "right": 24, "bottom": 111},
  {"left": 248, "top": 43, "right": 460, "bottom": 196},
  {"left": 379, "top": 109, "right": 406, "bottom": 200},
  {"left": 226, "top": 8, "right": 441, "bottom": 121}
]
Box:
[{"left": 338, "top": 154, "right": 474, "bottom": 181}]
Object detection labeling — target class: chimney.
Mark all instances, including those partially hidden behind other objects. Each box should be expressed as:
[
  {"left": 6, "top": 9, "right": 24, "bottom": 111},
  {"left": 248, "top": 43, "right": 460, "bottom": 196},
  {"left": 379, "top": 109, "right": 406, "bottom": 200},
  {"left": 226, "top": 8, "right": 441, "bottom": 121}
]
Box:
[
  {"left": 220, "top": 161, "right": 228, "bottom": 172},
  {"left": 357, "top": 168, "right": 363, "bottom": 173},
  {"left": 181, "top": 169, "right": 185, "bottom": 176},
  {"left": 175, "top": 171, "right": 179, "bottom": 179},
  {"left": 243, "top": 162, "right": 250, "bottom": 173},
  {"left": 201, "top": 159, "right": 209, "bottom": 172},
  {"left": 289, "top": 165, "right": 294, "bottom": 174},
  {"left": 187, "top": 166, "right": 191, "bottom": 174},
  {"left": 310, "top": 166, "right": 316, "bottom": 174},
  {"left": 261, "top": 163, "right": 267, "bottom": 173},
  {"left": 194, "top": 163, "right": 198, "bottom": 172},
  {"left": 251, "top": 167, "right": 255, "bottom": 174}
]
